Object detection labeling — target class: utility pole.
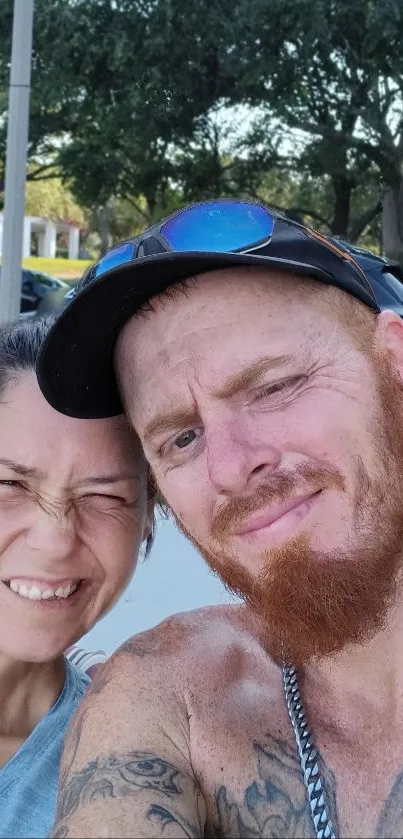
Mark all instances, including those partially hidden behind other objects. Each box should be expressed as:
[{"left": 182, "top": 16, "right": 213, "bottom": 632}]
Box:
[{"left": 0, "top": 0, "right": 35, "bottom": 325}]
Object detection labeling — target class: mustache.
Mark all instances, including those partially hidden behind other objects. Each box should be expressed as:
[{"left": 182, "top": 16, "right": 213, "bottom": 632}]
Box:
[{"left": 211, "top": 461, "right": 345, "bottom": 538}]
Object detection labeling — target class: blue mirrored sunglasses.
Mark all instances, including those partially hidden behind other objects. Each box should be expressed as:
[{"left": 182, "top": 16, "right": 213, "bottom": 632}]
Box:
[{"left": 91, "top": 201, "right": 275, "bottom": 281}]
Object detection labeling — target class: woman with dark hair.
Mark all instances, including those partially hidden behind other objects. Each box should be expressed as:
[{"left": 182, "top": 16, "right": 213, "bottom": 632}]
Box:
[{"left": 0, "top": 316, "right": 151, "bottom": 838}]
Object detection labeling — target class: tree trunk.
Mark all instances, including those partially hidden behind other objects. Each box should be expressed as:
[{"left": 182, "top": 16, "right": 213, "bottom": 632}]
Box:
[
  {"left": 329, "top": 176, "right": 353, "bottom": 238},
  {"left": 382, "top": 181, "right": 403, "bottom": 266},
  {"left": 348, "top": 201, "right": 382, "bottom": 244},
  {"left": 144, "top": 195, "right": 156, "bottom": 222},
  {"left": 95, "top": 205, "right": 110, "bottom": 255}
]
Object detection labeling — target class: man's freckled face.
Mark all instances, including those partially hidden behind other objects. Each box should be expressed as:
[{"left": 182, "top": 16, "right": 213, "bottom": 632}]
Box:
[{"left": 115, "top": 268, "right": 383, "bottom": 573}]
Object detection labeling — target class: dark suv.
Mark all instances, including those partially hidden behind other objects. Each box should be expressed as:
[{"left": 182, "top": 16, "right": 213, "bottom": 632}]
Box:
[
  {"left": 0, "top": 268, "right": 69, "bottom": 316},
  {"left": 19, "top": 270, "right": 69, "bottom": 315}
]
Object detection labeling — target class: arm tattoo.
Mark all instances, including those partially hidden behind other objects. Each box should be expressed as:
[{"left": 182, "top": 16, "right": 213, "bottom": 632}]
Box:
[
  {"left": 148, "top": 804, "right": 202, "bottom": 838},
  {"left": 53, "top": 752, "right": 204, "bottom": 838},
  {"left": 214, "top": 735, "right": 340, "bottom": 838}
]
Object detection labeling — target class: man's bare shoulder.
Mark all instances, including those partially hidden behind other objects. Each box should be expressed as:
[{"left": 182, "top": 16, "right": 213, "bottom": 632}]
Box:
[
  {"left": 52, "top": 606, "right": 285, "bottom": 838},
  {"left": 98, "top": 602, "right": 278, "bottom": 699},
  {"left": 122, "top": 602, "right": 250, "bottom": 652}
]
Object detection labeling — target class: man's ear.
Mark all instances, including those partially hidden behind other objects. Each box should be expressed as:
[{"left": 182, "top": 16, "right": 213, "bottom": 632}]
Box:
[{"left": 375, "top": 310, "right": 403, "bottom": 382}]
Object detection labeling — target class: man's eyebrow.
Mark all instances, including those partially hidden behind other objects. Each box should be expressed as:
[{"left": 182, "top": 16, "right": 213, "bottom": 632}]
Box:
[
  {"left": 143, "top": 409, "right": 199, "bottom": 446},
  {"left": 0, "top": 458, "right": 44, "bottom": 478},
  {"left": 214, "top": 354, "right": 294, "bottom": 399},
  {"left": 142, "top": 355, "right": 293, "bottom": 445}
]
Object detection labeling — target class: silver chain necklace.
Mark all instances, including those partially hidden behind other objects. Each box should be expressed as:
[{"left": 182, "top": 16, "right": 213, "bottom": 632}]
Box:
[{"left": 283, "top": 663, "right": 336, "bottom": 839}]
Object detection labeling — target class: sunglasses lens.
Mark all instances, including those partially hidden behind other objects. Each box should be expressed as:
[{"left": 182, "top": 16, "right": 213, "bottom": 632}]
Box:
[
  {"left": 93, "top": 242, "right": 135, "bottom": 279},
  {"left": 161, "top": 201, "right": 274, "bottom": 252}
]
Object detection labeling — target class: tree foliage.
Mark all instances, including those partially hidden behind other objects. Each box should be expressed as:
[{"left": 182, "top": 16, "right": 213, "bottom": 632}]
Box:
[
  {"left": 25, "top": 175, "right": 88, "bottom": 225},
  {"left": 1, "top": 0, "right": 403, "bottom": 254}
]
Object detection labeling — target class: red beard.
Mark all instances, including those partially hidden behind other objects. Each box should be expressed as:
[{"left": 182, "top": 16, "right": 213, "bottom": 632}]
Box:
[{"left": 175, "top": 355, "right": 403, "bottom": 666}]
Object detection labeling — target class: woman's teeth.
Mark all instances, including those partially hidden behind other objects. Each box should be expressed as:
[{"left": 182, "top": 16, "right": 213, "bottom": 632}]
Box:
[{"left": 7, "top": 580, "right": 78, "bottom": 600}]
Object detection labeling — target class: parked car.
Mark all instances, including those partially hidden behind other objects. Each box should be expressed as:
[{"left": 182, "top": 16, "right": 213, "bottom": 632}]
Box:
[
  {"left": 20, "top": 270, "right": 69, "bottom": 315},
  {"left": 36, "top": 280, "right": 77, "bottom": 315},
  {"left": 0, "top": 267, "right": 70, "bottom": 316}
]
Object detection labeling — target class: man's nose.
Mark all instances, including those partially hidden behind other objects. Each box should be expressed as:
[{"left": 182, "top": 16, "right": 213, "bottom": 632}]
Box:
[{"left": 205, "top": 418, "right": 281, "bottom": 496}]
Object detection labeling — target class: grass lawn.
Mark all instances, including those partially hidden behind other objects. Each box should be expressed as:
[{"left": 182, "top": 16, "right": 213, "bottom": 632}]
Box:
[{"left": 22, "top": 256, "right": 92, "bottom": 282}]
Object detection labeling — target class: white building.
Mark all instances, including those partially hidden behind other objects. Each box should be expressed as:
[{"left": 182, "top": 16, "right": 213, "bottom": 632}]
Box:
[{"left": 0, "top": 214, "right": 80, "bottom": 260}]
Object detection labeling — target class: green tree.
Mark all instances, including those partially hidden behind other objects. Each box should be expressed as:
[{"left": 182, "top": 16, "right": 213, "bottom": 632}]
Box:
[
  {"left": 226, "top": 0, "right": 403, "bottom": 251},
  {"left": 1, "top": 0, "right": 402, "bottom": 256},
  {"left": 0, "top": 0, "right": 85, "bottom": 195},
  {"left": 25, "top": 176, "right": 88, "bottom": 226}
]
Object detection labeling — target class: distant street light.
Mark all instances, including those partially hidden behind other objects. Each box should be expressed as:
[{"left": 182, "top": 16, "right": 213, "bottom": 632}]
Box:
[{"left": 0, "top": 0, "right": 35, "bottom": 325}]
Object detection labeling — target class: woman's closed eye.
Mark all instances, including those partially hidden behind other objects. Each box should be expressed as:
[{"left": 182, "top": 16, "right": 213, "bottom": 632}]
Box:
[
  {"left": 77, "top": 493, "right": 131, "bottom": 512},
  {"left": 0, "top": 479, "right": 25, "bottom": 493},
  {"left": 0, "top": 479, "right": 29, "bottom": 506}
]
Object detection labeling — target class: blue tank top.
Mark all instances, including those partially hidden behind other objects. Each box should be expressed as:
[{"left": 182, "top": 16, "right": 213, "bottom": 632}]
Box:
[{"left": 0, "top": 658, "right": 89, "bottom": 838}]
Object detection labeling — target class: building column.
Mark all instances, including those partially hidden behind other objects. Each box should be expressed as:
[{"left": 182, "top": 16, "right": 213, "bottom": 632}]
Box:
[
  {"left": 37, "top": 231, "right": 45, "bottom": 256},
  {"left": 22, "top": 217, "right": 31, "bottom": 257},
  {"left": 43, "top": 221, "right": 57, "bottom": 258},
  {"left": 68, "top": 226, "right": 80, "bottom": 260}
]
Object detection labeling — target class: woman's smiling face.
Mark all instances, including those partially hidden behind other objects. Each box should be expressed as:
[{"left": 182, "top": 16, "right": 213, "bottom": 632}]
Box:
[{"left": 0, "top": 372, "right": 148, "bottom": 662}]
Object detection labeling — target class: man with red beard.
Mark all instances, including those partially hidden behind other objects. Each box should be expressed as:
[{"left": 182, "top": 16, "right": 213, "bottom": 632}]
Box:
[{"left": 38, "top": 202, "right": 403, "bottom": 839}]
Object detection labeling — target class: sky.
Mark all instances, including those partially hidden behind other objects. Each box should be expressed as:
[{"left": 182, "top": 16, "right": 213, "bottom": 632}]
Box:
[{"left": 82, "top": 514, "right": 238, "bottom": 654}]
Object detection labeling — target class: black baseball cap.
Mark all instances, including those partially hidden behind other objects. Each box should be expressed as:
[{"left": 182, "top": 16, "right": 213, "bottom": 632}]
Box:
[{"left": 36, "top": 200, "right": 380, "bottom": 419}]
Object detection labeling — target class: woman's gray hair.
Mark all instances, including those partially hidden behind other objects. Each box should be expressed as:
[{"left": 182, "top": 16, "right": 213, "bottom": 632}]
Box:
[{"left": 0, "top": 314, "right": 57, "bottom": 393}]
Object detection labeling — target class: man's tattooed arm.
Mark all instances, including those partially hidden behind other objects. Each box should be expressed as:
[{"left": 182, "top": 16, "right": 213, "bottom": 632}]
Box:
[
  {"left": 51, "top": 635, "right": 207, "bottom": 838},
  {"left": 52, "top": 751, "right": 205, "bottom": 838}
]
